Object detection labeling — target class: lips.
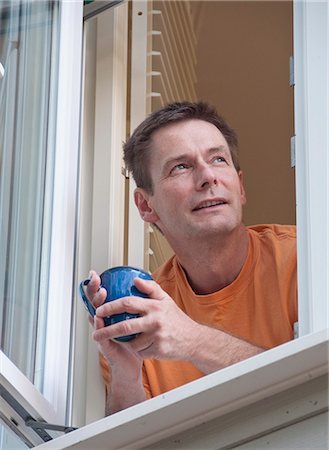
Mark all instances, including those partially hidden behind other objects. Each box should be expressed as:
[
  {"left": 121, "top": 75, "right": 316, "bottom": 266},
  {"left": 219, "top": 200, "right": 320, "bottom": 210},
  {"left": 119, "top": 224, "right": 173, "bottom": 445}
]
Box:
[{"left": 192, "top": 199, "right": 227, "bottom": 211}]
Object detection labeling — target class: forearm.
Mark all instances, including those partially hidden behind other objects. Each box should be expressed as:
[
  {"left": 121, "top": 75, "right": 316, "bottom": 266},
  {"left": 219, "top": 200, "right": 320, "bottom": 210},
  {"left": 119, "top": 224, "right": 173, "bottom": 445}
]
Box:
[
  {"left": 105, "top": 370, "right": 147, "bottom": 415},
  {"left": 188, "top": 323, "right": 264, "bottom": 374}
]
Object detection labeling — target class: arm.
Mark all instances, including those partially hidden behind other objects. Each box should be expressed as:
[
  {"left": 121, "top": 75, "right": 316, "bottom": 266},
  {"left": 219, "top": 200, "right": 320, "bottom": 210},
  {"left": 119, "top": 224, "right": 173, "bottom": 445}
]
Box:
[
  {"left": 185, "top": 322, "right": 263, "bottom": 374},
  {"left": 86, "top": 272, "right": 147, "bottom": 415},
  {"left": 93, "top": 278, "right": 264, "bottom": 377},
  {"left": 104, "top": 356, "right": 146, "bottom": 415}
]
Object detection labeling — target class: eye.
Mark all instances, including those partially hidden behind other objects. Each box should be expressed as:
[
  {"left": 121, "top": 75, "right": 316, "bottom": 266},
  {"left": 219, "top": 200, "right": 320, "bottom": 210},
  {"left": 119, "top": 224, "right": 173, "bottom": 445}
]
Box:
[
  {"left": 212, "top": 156, "right": 227, "bottom": 165},
  {"left": 170, "top": 163, "right": 189, "bottom": 174}
]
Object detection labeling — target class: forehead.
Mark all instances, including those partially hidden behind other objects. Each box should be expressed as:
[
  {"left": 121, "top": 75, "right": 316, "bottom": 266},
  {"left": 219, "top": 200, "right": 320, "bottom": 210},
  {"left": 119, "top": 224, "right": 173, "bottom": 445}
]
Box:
[
  {"left": 150, "top": 119, "right": 228, "bottom": 152},
  {"left": 152, "top": 119, "right": 225, "bottom": 142}
]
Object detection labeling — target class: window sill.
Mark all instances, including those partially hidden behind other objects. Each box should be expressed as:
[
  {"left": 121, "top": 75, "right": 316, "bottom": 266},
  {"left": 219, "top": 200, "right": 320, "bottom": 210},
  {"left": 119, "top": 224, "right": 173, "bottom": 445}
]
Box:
[{"left": 35, "top": 329, "right": 328, "bottom": 449}]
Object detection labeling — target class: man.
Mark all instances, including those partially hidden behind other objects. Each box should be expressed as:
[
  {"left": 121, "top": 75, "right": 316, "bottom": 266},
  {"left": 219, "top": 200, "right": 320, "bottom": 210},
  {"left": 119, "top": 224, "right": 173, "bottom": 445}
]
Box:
[{"left": 87, "top": 102, "right": 297, "bottom": 415}]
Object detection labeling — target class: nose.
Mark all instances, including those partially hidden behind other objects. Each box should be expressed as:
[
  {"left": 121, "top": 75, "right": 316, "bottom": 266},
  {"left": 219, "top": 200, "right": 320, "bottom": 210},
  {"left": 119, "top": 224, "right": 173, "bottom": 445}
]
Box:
[{"left": 194, "top": 163, "right": 217, "bottom": 190}]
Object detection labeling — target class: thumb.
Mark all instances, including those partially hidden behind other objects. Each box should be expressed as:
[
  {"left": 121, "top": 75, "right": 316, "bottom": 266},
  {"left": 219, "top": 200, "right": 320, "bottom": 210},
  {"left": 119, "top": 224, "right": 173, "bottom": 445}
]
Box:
[{"left": 133, "top": 277, "right": 168, "bottom": 301}]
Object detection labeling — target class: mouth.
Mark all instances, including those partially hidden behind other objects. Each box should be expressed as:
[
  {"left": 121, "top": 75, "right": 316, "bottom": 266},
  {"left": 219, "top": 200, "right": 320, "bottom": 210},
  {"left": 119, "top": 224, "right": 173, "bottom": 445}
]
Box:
[{"left": 192, "top": 199, "right": 227, "bottom": 212}]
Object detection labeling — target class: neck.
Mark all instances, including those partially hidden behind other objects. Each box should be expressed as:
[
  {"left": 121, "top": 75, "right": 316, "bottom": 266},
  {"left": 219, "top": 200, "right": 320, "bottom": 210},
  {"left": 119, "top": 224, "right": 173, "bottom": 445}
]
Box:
[{"left": 173, "top": 225, "right": 249, "bottom": 295}]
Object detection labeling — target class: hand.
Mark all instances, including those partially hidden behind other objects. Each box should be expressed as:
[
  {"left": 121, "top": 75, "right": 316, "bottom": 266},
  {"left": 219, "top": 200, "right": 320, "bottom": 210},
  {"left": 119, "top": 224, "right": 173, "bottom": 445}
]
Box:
[
  {"left": 92, "top": 277, "right": 200, "bottom": 361},
  {"left": 92, "top": 276, "right": 264, "bottom": 375},
  {"left": 85, "top": 271, "right": 148, "bottom": 414},
  {"left": 85, "top": 271, "right": 143, "bottom": 379}
]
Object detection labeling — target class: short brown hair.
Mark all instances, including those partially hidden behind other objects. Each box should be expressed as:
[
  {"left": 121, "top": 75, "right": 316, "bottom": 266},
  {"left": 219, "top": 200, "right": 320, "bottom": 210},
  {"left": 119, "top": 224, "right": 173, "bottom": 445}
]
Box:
[{"left": 123, "top": 101, "right": 240, "bottom": 194}]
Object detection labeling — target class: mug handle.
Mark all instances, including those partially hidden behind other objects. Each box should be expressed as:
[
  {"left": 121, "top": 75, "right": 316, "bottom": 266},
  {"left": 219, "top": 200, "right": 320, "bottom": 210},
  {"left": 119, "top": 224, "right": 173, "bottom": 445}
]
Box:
[{"left": 79, "top": 279, "right": 96, "bottom": 317}]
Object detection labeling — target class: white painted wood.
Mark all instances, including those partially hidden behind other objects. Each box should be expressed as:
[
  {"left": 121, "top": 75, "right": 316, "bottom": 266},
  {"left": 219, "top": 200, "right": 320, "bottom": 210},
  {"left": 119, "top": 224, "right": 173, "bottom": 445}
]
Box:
[
  {"left": 88, "top": 1, "right": 128, "bottom": 422},
  {"left": 1, "top": 1, "right": 84, "bottom": 444},
  {"left": 72, "top": 1, "right": 129, "bottom": 426},
  {"left": 0, "top": 351, "right": 59, "bottom": 423},
  {"left": 69, "top": 14, "right": 97, "bottom": 429},
  {"left": 90, "top": 5, "right": 127, "bottom": 275},
  {"left": 143, "top": 375, "right": 328, "bottom": 449},
  {"left": 42, "top": 0, "right": 83, "bottom": 421},
  {"left": 33, "top": 329, "right": 328, "bottom": 449},
  {"left": 237, "top": 412, "right": 328, "bottom": 449},
  {"left": 127, "top": 0, "right": 151, "bottom": 270},
  {"left": 294, "top": 0, "right": 328, "bottom": 336}
]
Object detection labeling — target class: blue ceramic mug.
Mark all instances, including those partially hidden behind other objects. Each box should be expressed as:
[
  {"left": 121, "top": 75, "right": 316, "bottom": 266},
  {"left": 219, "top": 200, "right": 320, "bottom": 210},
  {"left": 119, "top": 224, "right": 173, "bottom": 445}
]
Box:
[{"left": 79, "top": 265, "right": 153, "bottom": 342}]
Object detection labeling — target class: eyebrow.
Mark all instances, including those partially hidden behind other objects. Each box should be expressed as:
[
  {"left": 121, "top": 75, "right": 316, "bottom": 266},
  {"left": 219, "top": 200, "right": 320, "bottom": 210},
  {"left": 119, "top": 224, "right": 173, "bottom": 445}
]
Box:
[
  {"left": 207, "top": 146, "right": 230, "bottom": 157},
  {"left": 162, "top": 146, "right": 229, "bottom": 174}
]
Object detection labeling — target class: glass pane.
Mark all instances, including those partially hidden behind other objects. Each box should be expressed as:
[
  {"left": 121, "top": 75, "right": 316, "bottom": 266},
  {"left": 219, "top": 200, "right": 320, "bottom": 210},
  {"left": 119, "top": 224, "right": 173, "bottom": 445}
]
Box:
[
  {"left": 0, "top": 427, "right": 27, "bottom": 450},
  {"left": 0, "top": 0, "right": 59, "bottom": 387}
]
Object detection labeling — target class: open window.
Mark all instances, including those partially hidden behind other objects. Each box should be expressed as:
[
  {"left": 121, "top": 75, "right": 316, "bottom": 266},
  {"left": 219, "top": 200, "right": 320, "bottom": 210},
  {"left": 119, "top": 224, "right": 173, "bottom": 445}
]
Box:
[
  {"left": 0, "top": 0, "right": 327, "bottom": 448},
  {"left": 0, "top": 1, "right": 83, "bottom": 447}
]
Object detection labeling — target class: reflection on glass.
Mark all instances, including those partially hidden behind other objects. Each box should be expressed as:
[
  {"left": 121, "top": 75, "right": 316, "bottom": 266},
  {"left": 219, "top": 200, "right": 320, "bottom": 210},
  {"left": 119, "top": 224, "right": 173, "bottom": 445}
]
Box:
[
  {"left": 0, "top": 3, "right": 60, "bottom": 447},
  {"left": 0, "top": 1, "right": 60, "bottom": 446},
  {"left": 0, "top": 424, "right": 28, "bottom": 450}
]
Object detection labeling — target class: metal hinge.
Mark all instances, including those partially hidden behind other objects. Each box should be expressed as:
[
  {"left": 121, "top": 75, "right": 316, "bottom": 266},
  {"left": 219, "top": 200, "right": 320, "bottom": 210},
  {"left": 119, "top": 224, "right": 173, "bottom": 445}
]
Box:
[
  {"left": 25, "top": 418, "right": 76, "bottom": 439},
  {"left": 289, "top": 55, "right": 295, "bottom": 87},
  {"left": 290, "top": 135, "right": 296, "bottom": 168},
  {"left": 0, "top": 383, "right": 77, "bottom": 445}
]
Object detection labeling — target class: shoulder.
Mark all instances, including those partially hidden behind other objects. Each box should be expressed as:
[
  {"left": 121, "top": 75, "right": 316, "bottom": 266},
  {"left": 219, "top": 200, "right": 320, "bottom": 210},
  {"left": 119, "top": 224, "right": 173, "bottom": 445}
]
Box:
[
  {"left": 248, "top": 224, "right": 296, "bottom": 242},
  {"left": 247, "top": 224, "right": 296, "bottom": 263}
]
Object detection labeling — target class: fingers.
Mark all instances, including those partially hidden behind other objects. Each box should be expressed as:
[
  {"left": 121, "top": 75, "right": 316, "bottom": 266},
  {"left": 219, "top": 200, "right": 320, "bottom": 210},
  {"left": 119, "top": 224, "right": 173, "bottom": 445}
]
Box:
[
  {"left": 86, "top": 270, "right": 107, "bottom": 308},
  {"left": 88, "top": 308, "right": 105, "bottom": 329},
  {"left": 91, "top": 277, "right": 193, "bottom": 361},
  {"left": 86, "top": 270, "right": 101, "bottom": 293},
  {"left": 94, "top": 315, "right": 105, "bottom": 330},
  {"left": 92, "top": 287, "right": 107, "bottom": 308},
  {"left": 93, "top": 316, "right": 147, "bottom": 343},
  {"left": 95, "top": 297, "right": 147, "bottom": 319},
  {"left": 134, "top": 277, "right": 167, "bottom": 301},
  {"left": 94, "top": 279, "right": 167, "bottom": 318},
  {"left": 91, "top": 277, "right": 175, "bottom": 350}
]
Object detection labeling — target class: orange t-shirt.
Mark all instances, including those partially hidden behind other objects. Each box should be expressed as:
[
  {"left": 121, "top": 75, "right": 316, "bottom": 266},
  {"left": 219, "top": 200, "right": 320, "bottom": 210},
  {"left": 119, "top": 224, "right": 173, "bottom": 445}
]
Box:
[{"left": 142, "top": 224, "right": 297, "bottom": 398}]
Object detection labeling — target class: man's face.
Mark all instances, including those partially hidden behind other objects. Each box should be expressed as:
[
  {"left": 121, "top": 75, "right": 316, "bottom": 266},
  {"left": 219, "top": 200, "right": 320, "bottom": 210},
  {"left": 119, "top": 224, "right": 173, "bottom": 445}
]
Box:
[{"left": 135, "top": 119, "right": 246, "bottom": 245}]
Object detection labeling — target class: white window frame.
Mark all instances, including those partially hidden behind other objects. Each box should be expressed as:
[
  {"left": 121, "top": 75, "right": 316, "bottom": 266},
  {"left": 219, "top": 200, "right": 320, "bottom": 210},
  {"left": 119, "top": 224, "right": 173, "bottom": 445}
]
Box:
[
  {"left": 30, "top": 329, "right": 329, "bottom": 450},
  {"left": 2, "top": 0, "right": 327, "bottom": 448},
  {"left": 42, "top": 0, "right": 83, "bottom": 420},
  {"left": 71, "top": 0, "right": 128, "bottom": 426},
  {"left": 294, "top": 0, "right": 328, "bottom": 336},
  {"left": 0, "top": 0, "right": 83, "bottom": 445}
]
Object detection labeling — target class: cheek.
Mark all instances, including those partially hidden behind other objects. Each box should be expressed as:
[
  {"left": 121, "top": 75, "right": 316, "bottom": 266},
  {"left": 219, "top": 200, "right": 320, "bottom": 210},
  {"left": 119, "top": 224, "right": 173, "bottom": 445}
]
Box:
[
  {"left": 159, "top": 180, "right": 189, "bottom": 198},
  {"left": 156, "top": 188, "right": 187, "bottom": 217}
]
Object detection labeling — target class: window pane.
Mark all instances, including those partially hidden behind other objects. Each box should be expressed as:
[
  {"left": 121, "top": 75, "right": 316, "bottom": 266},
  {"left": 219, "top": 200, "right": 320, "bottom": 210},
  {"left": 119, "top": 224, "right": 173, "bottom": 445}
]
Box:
[
  {"left": 0, "top": 427, "right": 27, "bottom": 450},
  {"left": 0, "top": 0, "right": 59, "bottom": 387}
]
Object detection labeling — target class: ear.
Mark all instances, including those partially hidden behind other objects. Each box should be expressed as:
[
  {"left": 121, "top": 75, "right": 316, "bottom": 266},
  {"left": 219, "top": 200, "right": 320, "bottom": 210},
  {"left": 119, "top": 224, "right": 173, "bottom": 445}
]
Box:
[
  {"left": 238, "top": 171, "right": 247, "bottom": 205},
  {"left": 134, "top": 188, "right": 160, "bottom": 223}
]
